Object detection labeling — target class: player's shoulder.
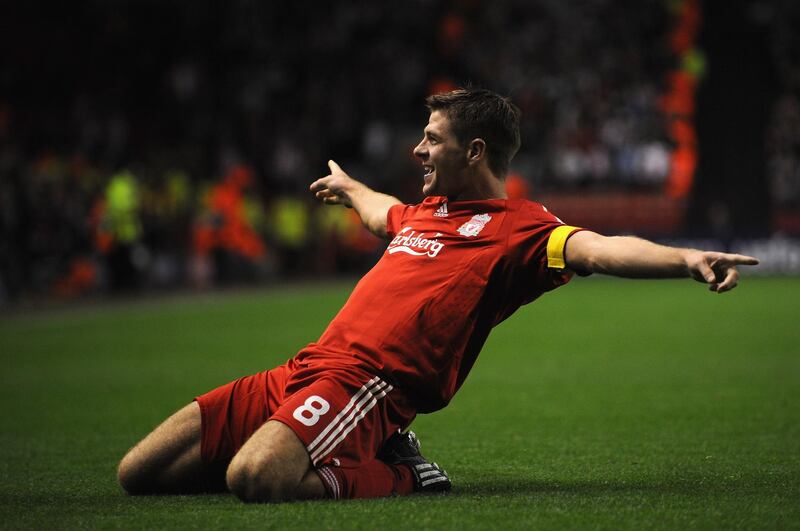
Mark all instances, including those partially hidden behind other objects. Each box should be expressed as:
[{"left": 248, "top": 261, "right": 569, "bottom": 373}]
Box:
[
  {"left": 505, "top": 198, "right": 543, "bottom": 210},
  {"left": 505, "top": 198, "right": 559, "bottom": 221}
]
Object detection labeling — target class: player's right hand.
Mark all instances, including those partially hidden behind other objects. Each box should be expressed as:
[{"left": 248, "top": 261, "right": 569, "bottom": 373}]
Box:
[
  {"left": 686, "top": 251, "right": 759, "bottom": 293},
  {"left": 310, "top": 160, "right": 359, "bottom": 208}
]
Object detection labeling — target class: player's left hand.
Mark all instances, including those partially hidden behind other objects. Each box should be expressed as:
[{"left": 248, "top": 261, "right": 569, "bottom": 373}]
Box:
[
  {"left": 686, "top": 251, "right": 759, "bottom": 293},
  {"left": 310, "top": 160, "right": 362, "bottom": 208}
]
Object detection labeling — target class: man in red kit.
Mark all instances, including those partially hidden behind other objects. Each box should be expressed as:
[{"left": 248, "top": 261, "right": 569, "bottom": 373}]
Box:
[{"left": 118, "top": 88, "right": 759, "bottom": 503}]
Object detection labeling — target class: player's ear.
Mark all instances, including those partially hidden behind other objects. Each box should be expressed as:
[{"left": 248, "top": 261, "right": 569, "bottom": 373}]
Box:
[{"left": 467, "top": 138, "right": 486, "bottom": 164}]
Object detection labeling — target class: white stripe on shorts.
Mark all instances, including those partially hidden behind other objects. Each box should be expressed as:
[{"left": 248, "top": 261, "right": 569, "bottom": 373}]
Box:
[
  {"left": 307, "top": 376, "right": 393, "bottom": 465},
  {"left": 307, "top": 377, "right": 382, "bottom": 453},
  {"left": 311, "top": 383, "right": 391, "bottom": 463},
  {"left": 317, "top": 467, "right": 340, "bottom": 499}
]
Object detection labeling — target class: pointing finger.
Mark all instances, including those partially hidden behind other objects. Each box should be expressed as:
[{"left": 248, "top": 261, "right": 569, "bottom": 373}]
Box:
[
  {"left": 719, "top": 253, "right": 759, "bottom": 266},
  {"left": 730, "top": 254, "right": 759, "bottom": 266}
]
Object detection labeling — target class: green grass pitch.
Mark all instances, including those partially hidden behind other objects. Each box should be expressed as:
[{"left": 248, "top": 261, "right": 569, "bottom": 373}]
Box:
[{"left": 0, "top": 277, "right": 798, "bottom": 529}]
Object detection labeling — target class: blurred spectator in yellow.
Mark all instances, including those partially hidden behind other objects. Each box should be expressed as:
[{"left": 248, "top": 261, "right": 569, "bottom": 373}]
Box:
[
  {"left": 269, "top": 195, "right": 310, "bottom": 276},
  {"left": 98, "top": 170, "right": 144, "bottom": 291}
]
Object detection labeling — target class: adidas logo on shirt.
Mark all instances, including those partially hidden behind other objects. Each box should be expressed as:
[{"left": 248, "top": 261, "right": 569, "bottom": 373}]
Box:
[{"left": 433, "top": 202, "right": 448, "bottom": 217}]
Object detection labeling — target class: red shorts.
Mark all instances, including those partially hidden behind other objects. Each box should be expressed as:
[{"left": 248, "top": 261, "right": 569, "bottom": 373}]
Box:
[{"left": 195, "top": 357, "right": 416, "bottom": 470}]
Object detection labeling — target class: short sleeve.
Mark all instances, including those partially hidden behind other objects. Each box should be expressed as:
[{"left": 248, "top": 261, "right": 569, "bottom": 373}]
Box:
[
  {"left": 545, "top": 224, "right": 585, "bottom": 270},
  {"left": 509, "top": 202, "right": 584, "bottom": 292},
  {"left": 386, "top": 203, "right": 412, "bottom": 238}
]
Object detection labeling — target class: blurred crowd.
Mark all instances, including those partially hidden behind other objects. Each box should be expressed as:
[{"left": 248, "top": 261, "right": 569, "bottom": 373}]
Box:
[{"left": 0, "top": 0, "right": 798, "bottom": 303}]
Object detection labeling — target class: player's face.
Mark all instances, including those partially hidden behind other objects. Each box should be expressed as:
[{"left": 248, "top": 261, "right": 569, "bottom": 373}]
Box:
[{"left": 413, "top": 111, "right": 469, "bottom": 198}]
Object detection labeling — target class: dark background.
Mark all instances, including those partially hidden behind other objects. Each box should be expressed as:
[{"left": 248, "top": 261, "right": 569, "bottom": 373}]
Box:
[{"left": 1, "top": 0, "right": 798, "bottom": 303}]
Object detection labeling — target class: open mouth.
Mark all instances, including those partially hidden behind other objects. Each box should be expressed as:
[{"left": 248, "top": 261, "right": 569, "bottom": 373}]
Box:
[{"left": 423, "top": 165, "right": 434, "bottom": 177}]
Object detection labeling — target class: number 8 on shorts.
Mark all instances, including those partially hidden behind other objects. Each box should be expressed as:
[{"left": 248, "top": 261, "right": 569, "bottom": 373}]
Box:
[{"left": 292, "top": 395, "right": 331, "bottom": 427}]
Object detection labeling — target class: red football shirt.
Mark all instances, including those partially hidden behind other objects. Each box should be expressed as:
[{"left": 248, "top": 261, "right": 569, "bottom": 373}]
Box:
[{"left": 299, "top": 196, "right": 582, "bottom": 413}]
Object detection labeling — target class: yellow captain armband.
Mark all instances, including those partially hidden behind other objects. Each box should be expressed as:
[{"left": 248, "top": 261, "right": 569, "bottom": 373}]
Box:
[{"left": 546, "top": 225, "right": 581, "bottom": 269}]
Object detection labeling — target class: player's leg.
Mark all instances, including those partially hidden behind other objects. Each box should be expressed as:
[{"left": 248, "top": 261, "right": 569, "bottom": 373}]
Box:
[
  {"left": 313, "top": 428, "right": 451, "bottom": 499},
  {"left": 223, "top": 401, "right": 408, "bottom": 503},
  {"left": 117, "top": 401, "right": 217, "bottom": 494},
  {"left": 225, "top": 419, "right": 326, "bottom": 502},
  {"left": 119, "top": 369, "right": 280, "bottom": 495},
  {"left": 228, "top": 429, "right": 450, "bottom": 501},
  {"left": 225, "top": 369, "right": 447, "bottom": 503}
]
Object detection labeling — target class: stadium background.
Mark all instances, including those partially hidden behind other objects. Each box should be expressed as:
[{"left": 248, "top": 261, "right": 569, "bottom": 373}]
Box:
[{"left": 1, "top": 0, "right": 799, "bottom": 304}]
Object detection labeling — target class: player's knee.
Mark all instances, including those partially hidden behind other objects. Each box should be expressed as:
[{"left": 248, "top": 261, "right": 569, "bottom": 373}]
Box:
[
  {"left": 226, "top": 453, "right": 292, "bottom": 503},
  {"left": 117, "top": 452, "right": 148, "bottom": 495}
]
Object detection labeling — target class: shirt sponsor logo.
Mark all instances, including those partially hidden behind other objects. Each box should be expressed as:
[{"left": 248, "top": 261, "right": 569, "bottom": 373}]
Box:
[
  {"left": 388, "top": 227, "right": 444, "bottom": 257},
  {"left": 457, "top": 213, "right": 492, "bottom": 237}
]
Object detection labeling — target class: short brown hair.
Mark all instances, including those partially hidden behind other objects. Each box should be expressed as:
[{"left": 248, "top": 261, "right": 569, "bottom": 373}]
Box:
[{"left": 426, "top": 87, "right": 521, "bottom": 177}]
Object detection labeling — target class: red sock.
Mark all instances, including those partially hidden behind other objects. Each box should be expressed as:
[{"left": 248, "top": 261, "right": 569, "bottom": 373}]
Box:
[{"left": 316, "top": 461, "right": 414, "bottom": 499}]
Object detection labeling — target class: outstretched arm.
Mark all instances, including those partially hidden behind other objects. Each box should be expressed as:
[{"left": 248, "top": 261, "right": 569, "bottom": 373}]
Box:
[
  {"left": 564, "top": 230, "right": 759, "bottom": 293},
  {"left": 309, "top": 160, "right": 402, "bottom": 239}
]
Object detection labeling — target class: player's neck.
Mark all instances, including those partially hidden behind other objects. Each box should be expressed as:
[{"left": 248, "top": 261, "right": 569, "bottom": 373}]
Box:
[{"left": 449, "top": 170, "right": 507, "bottom": 202}]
